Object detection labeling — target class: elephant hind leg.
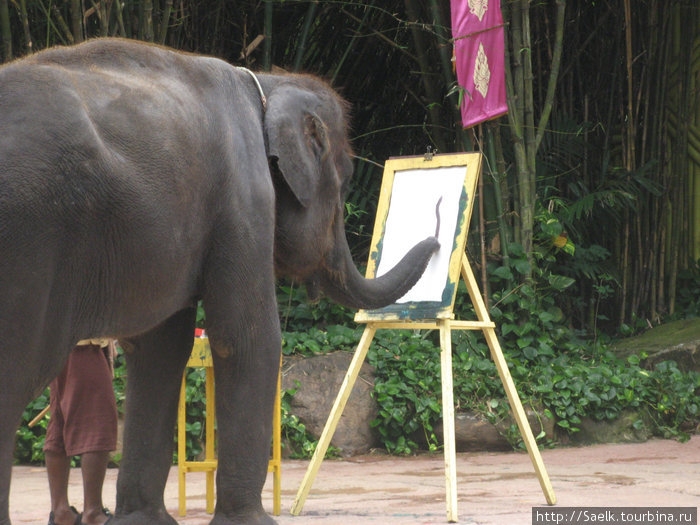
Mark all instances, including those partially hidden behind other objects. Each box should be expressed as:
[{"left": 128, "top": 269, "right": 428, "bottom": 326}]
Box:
[
  {"left": 0, "top": 405, "right": 23, "bottom": 525},
  {"left": 1, "top": 334, "right": 74, "bottom": 525}
]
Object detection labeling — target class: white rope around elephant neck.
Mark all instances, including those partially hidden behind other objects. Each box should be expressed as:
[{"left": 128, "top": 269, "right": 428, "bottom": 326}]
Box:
[{"left": 236, "top": 67, "right": 267, "bottom": 112}]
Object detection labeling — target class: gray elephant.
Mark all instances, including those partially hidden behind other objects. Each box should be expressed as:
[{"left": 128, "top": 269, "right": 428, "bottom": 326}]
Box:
[{"left": 0, "top": 39, "right": 438, "bottom": 525}]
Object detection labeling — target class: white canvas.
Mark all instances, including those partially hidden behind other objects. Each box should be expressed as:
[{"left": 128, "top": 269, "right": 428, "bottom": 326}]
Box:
[{"left": 375, "top": 166, "right": 468, "bottom": 303}]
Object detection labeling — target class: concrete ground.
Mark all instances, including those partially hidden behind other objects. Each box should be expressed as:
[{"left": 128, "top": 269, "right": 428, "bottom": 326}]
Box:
[{"left": 9, "top": 436, "right": 700, "bottom": 524}]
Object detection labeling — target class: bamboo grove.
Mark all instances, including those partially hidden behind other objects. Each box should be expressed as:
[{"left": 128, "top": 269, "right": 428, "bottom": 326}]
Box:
[{"left": 1, "top": 0, "right": 698, "bottom": 335}]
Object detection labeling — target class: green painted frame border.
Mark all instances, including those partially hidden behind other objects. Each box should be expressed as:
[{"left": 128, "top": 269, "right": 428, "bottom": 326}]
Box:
[{"left": 355, "top": 152, "right": 482, "bottom": 323}]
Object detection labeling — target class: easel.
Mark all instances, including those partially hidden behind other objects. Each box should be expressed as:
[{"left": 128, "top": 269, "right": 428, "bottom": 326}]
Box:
[{"left": 290, "top": 153, "right": 556, "bottom": 521}]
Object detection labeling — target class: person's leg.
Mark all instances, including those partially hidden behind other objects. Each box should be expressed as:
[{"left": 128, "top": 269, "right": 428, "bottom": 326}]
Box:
[
  {"left": 45, "top": 360, "right": 80, "bottom": 525},
  {"left": 45, "top": 450, "right": 79, "bottom": 525},
  {"left": 62, "top": 345, "right": 118, "bottom": 524},
  {"left": 80, "top": 451, "right": 111, "bottom": 525}
]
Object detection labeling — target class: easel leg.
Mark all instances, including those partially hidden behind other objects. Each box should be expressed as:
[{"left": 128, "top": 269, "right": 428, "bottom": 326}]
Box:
[
  {"left": 290, "top": 325, "right": 377, "bottom": 515},
  {"left": 439, "top": 320, "right": 459, "bottom": 523},
  {"left": 483, "top": 328, "right": 557, "bottom": 504},
  {"left": 461, "top": 257, "right": 556, "bottom": 505}
]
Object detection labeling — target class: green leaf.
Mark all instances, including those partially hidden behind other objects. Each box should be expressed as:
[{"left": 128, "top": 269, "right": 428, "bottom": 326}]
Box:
[
  {"left": 523, "top": 347, "right": 538, "bottom": 360},
  {"left": 627, "top": 355, "right": 641, "bottom": 365},
  {"left": 517, "top": 336, "right": 534, "bottom": 348},
  {"left": 538, "top": 311, "right": 556, "bottom": 323},
  {"left": 501, "top": 323, "right": 518, "bottom": 336},
  {"left": 513, "top": 258, "right": 531, "bottom": 275},
  {"left": 541, "top": 218, "right": 563, "bottom": 237},
  {"left": 492, "top": 266, "right": 514, "bottom": 280},
  {"left": 547, "top": 274, "right": 576, "bottom": 291}
]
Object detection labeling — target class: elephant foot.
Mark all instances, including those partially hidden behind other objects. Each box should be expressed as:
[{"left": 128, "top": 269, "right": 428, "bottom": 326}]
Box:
[
  {"left": 106, "top": 509, "right": 178, "bottom": 525},
  {"left": 209, "top": 509, "right": 277, "bottom": 525}
]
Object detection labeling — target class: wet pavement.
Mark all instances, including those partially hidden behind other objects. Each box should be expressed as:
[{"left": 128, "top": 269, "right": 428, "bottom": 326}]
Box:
[{"left": 9, "top": 435, "right": 700, "bottom": 524}]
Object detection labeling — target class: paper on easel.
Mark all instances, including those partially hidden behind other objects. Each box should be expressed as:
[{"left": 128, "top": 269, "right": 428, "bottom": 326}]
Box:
[{"left": 375, "top": 166, "right": 467, "bottom": 303}]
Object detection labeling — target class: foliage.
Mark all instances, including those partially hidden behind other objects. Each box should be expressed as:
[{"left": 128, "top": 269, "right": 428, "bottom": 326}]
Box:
[
  {"left": 173, "top": 366, "right": 206, "bottom": 464},
  {"left": 280, "top": 382, "right": 340, "bottom": 460},
  {"left": 279, "top": 384, "right": 316, "bottom": 459},
  {"left": 369, "top": 330, "right": 442, "bottom": 454},
  {"left": 282, "top": 323, "right": 360, "bottom": 356},
  {"left": 14, "top": 389, "right": 49, "bottom": 464},
  {"left": 366, "top": 254, "right": 700, "bottom": 455},
  {"left": 278, "top": 281, "right": 354, "bottom": 333},
  {"left": 673, "top": 260, "right": 700, "bottom": 319}
]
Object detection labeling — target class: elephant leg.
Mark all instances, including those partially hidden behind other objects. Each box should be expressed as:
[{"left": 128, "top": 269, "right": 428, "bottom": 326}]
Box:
[
  {"left": 0, "top": 338, "right": 72, "bottom": 525},
  {"left": 209, "top": 332, "right": 280, "bottom": 525},
  {"left": 0, "top": 383, "right": 27, "bottom": 525},
  {"left": 201, "top": 234, "right": 281, "bottom": 524},
  {"left": 109, "top": 307, "right": 196, "bottom": 525}
]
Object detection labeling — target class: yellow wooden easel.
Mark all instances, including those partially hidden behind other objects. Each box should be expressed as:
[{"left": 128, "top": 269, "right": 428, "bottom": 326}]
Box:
[
  {"left": 290, "top": 153, "right": 556, "bottom": 522},
  {"left": 177, "top": 337, "right": 282, "bottom": 516}
]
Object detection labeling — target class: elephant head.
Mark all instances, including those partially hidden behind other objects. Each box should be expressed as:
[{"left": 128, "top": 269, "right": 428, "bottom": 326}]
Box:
[{"left": 263, "top": 76, "right": 439, "bottom": 310}]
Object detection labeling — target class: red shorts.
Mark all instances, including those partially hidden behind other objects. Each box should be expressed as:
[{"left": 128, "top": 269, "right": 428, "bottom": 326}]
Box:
[{"left": 44, "top": 345, "right": 118, "bottom": 456}]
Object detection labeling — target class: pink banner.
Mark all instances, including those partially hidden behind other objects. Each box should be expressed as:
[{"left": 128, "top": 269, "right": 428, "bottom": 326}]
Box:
[{"left": 451, "top": 0, "right": 508, "bottom": 129}]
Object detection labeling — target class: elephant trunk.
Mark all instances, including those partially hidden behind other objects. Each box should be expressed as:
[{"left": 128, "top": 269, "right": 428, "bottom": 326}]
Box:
[{"left": 318, "top": 218, "right": 439, "bottom": 310}]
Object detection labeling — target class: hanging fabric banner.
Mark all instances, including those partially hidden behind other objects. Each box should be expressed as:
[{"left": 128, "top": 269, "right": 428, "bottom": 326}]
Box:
[{"left": 451, "top": 0, "right": 508, "bottom": 129}]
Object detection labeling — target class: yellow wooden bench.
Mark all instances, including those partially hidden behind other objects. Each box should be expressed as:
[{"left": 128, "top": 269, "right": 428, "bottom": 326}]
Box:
[{"left": 177, "top": 337, "right": 281, "bottom": 516}]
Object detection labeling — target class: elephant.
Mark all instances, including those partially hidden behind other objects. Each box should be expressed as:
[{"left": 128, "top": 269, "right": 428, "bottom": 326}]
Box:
[{"left": 0, "top": 39, "right": 439, "bottom": 525}]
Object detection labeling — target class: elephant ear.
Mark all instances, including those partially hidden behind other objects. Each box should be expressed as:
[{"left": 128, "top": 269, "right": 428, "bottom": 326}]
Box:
[{"left": 264, "top": 84, "right": 330, "bottom": 208}]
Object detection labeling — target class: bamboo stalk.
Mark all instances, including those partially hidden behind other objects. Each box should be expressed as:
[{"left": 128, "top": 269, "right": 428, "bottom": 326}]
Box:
[
  {"left": 293, "top": 1, "right": 317, "bottom": 72},
  {"left": 693, "top": 161, "right": 700, "bottom": 262},
  {"left": 657, "top": 197, "right": 667, "bottom": 314},
  {"left": 534, "top": 0, "right": 566, "bottom": 153},
  {"left": 690, "top": 7, "right": 700, "bottom": 263},
  {"left": 52, "top": 3, "right": 75, "bottom": 44},
  {"left": 519, "top": 1, "right": 537, "bottom": 243},
  {"left": 71, "top": 0, "right": 82, "bottom": 43},
  {"left": 485, "top": 123, "right": 510, "bottom": 264},
  {"left": 263, "top": 0, "right": 272, "bottom": 71},
  {"left": 113, "top": 0, "right": 125, "bottom": 38},
  {"left": 427, "top": 0, "right": 457, "bottom": 102},
  {"left": 477, "top": 125, "right": 489, "bottom": 310},
  {"left": 618, "top": 0, "right": 638, "bottom": 326},
  {"left": 331, "top": 3, "right": 371, "bottom": 84},
  {"left": 142, "top": 0, "right": 153, "bottom": 42},
  {"left": 158, "top": 0, "right": 172, "bottom": 44},
  {"left": 503, "top": 1, "right": 529, "bottom": 253},
  {"left": 427, "top": 0, "right": 468, "bottom": 147},
  {"left": 0, "top": 0, "right": 12, "bottom": 61},
  {"left": 18, "top": 0, "right": 31, "bottom": 53},
  {"left": 508, "top": 3, "right": 535, "bottom": 260},
  {"left": 90, "top": 0, "right": 108, "bottom": 37},
  {"left": 624, "top": 0, "right": 636, "bottom": 172},
  {"left": 404, "top": 0, "right": 445, "bottom": 151}
]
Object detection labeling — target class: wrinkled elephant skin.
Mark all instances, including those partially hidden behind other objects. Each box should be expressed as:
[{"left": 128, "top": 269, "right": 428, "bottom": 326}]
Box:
[{"left": 0, "top": 39, "right": 439, "bottom": 525}]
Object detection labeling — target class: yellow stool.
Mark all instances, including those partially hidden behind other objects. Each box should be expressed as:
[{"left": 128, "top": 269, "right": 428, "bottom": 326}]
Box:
[{"left": 177, "top": 337, "right": 281, "bottom": 516}]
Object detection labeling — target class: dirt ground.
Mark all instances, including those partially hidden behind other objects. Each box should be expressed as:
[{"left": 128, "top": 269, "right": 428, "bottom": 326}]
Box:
[{"left": 9, "top": 435, "right": 700, "bottom": 524}]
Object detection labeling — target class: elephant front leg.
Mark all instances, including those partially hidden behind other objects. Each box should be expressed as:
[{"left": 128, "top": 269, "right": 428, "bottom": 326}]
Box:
[
  {"left": 202, "top": 261, "right": 281, "bottom": 524},
  {"left": 110, "top": 308, "right": 196, "bottom": 525},
  {"left": 209, "top": 334, "right": 280, "bottom": 525}
]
